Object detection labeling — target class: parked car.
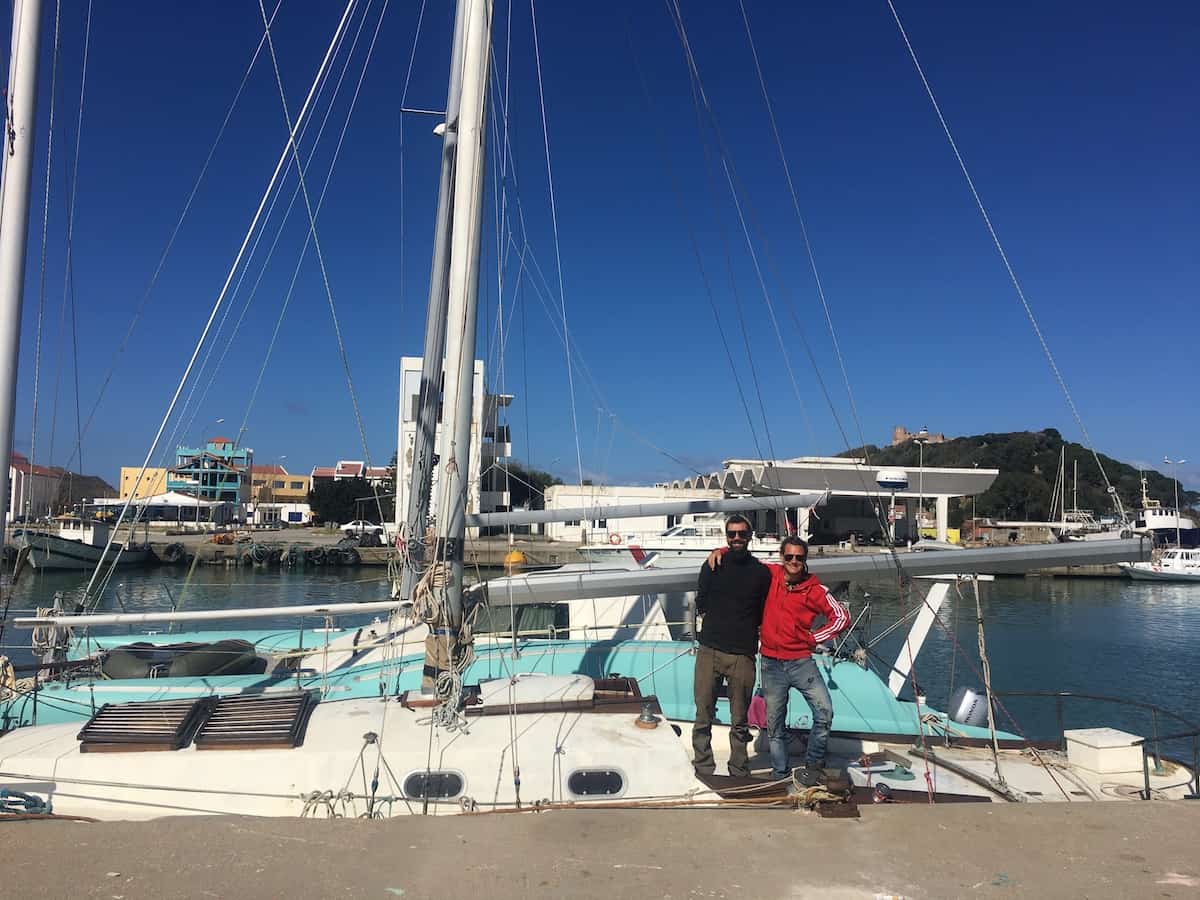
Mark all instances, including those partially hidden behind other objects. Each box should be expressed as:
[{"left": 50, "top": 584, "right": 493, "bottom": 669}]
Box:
[{"left": 340, "top": 520, "right": 385, "bottom": 536}]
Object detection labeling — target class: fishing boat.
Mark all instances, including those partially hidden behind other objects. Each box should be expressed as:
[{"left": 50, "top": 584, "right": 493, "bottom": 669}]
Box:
[
  {"left": 1119, "top": 548, "right": 1200, "bottom": 583},
  {"left": 12, "top": 514, "right": 154, "bottom": 571}
]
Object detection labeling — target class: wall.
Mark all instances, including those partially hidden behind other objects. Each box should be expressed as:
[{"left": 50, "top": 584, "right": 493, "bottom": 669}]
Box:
[
  {"left": 395, "top": 357, "right": 485, "bottom": 532},
  {"left": 543, "top": 485, "right": 722, "bottom": 543},
  {"left": 119, "top": 466, "right": 168, "bottom": 500}
]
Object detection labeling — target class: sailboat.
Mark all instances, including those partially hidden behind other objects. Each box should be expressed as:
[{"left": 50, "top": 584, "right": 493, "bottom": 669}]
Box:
[{"left": 1, "top": 1, "right": 1194, "bottom": 819}]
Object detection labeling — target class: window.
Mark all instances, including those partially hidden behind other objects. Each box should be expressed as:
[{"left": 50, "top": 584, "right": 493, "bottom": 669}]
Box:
[
  {"left": 676, "top": 528, "right": 698, "bottom": 537},
  {"left": 403, "top": 771, "right": 464, "bottom": 800},
  {"left": 567, "top": 769, "right": 625, "bottom": 797},
  {"left": 289, "top": 481, "right": 303, "bottom": 490},
  {"left": 565, "top": 519, "right": 579, "bottom": 527},
  {"left": 273, "top": 480, "right": 284, "bottom": 489},
  {"left": 596, "top": 519, "right": 607, "bottom": 529}
]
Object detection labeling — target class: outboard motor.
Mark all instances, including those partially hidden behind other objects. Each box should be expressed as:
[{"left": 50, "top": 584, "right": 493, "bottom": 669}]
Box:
[{"left": 947, "top": 685, "right": 990, "bottom": 728}]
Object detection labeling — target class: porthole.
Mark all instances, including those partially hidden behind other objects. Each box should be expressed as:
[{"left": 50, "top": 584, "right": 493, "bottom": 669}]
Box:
[
  {"left": 567, "top": 769, "right": 626, "bottom": 798},
  {"left": 403, "top": 771, "right": 464, "bottom": 799}
]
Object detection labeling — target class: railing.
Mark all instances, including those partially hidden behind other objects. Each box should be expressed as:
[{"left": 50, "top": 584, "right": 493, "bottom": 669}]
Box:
[{"left": 995, "top": 690, "right": 1200, "bottom": 799}]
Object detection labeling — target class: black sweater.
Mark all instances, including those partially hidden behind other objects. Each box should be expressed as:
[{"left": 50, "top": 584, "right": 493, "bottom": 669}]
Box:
[{"left": 695, "top": 552, "right": 771, "bottom": 657}]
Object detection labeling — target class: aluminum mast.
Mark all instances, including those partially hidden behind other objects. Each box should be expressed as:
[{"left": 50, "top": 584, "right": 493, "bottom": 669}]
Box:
[{"left": 0, "top": 0, "right": 44, "bottom": 534}]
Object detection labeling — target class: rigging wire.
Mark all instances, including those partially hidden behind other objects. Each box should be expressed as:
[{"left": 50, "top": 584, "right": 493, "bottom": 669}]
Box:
[
  {"left": 684, "top": 70, "right": 782, "bottom": 468},
  {"left": 624, "top": 22, "right": 771, "bottom": 467},
  {"left": 77, "top": 0, "right": 361, "bottom": 616},
  {"left": 81, "top": 2, "right": 370, "bottom": 615},
  {"left": 885, "top": 0, "right": 1125, "bottom": 521},
  {"left": 667, "top": 1, "right": 922, "bottom": 559},
  {"left": 527, "top": 0, "right": 586, "bottom": 496},
  {"left": 256, "top": 0, "right": 387, "bottom": 523},
  {"left": 664, "top": 0, "right": 816, "bottom": 470},
  {"left": 25, "top": 0, "right": 62, "bottom": 522},
  {"left": 235, "top": 0, "right": 391, "bottom": 469},
  {"left": 59, "top": 0, "right": 92, "bottom": 493},
  {"left": 168, "top": 0, "right": 360, "bottom": 459},
  {"left": 41, "top": 0, "right": 287, "bottom": 491},
  {"left": 736, "top": 0, "right": 871, "bottom": 457},
  {"left": 0, "top": 0, "right": 63, "bottom": 639}
]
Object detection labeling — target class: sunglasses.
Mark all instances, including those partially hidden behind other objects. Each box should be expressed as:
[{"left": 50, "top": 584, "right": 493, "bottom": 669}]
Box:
[
  {"left": 782, "top": 553, "right": 807, "bottom": 562},
  {"left": 726, "top": 529, "right": 751, "bottom": 539}
]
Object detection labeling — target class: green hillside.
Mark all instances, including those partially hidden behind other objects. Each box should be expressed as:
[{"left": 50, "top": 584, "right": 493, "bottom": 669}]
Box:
[{"left": 841, "top": 429, "right": 1198, "bottom": 524}]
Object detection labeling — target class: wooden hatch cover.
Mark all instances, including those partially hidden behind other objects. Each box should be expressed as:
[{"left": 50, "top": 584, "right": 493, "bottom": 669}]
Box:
[
  {"left": 192, "top": 690, "right": 318, "bottom": 751},
  {"left": 77, "top": 696, "right": 216, "bottom": 753}
]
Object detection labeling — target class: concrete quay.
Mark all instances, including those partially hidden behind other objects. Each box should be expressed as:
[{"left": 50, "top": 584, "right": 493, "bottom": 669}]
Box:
[
  {"left": 1027, "top": 563, "right": 1126, "bottom": 578},
  {"left": 5, "top": 800, "right": 1198, "bottom": 898},
  {"left": 149, "top": 530, "right": 586, "bottom": 568}
]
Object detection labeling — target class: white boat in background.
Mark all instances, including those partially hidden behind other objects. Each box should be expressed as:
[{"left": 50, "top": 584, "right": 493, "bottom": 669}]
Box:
[
  {"left": 1133, "top": 476, "right": 1198, "bottom": 547},
  {"left": 1120, "top": 548, "right": 1200, "bottom": 583},
  {"left": 14, "top": 515, "right": 154, "bottom": 571},
  {"left": 578, "top": 515, "right": 781, "bottom": 568}
]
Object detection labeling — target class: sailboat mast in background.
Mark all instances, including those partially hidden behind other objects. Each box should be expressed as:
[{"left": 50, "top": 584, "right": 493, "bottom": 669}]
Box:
[{"left": 0, "top": 0, "right": 44, "bottom": 533}]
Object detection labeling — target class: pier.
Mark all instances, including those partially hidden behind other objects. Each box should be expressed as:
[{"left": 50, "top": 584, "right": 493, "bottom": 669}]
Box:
[
  {"left": 147, "top": 530, "right": 585, "bottom": 569},
  {"left": 4, "top": 801, "right": 1197, "bottom": 898}
]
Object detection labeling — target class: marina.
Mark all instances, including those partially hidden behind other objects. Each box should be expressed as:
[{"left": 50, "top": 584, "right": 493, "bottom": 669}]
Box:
[{"left": 0, "top": 0, "right": 1195, "bottom": 893}]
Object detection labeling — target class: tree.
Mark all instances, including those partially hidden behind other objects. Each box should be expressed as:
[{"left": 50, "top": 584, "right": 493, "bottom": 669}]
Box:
[
  {"left": 494, "top": 461, "right": 562, "bottom": 510},
  {"left": 308, "top": 478, "right": 389, "bottom": 525}
]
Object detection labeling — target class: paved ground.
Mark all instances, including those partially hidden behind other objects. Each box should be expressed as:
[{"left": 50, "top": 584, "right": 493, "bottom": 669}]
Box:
[{"left": 5, "top": 801, "right": 1199, "bottom": 899}]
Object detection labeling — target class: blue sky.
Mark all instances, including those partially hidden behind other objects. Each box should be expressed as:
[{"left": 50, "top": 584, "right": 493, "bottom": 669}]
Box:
[{"left": 4, "top": 1, "right": 1198, "bottom": 492}]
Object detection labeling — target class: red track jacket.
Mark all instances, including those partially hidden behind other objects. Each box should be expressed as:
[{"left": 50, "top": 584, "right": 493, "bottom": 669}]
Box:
[{"left": 759, "top": 565, "right": 849, "bottom": 660}]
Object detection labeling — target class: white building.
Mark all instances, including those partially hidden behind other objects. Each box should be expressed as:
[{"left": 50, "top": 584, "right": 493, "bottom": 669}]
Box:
[
  {"left": 394, "top": 356, "right": 512, "bottom": 533},
  {"left": 672, "top": 456, "right": 999, "bottom": 544},
  {"left": 248, "top": 502, "right": 314, "bottom": 527},
  {"left": 544, "top": 484, "right": 723, "bottom": 544},
  {"left": 7, "top": 453, "right": 58, "bottom": 521}
]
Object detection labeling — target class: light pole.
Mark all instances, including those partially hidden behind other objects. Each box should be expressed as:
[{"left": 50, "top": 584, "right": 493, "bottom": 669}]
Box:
[
  {"left": 972, "top": 461, "right": 979, "bottom": 540},
  {"left": 915, "top": 427, "right": 930, "bottom": 542},
  {"left": 1164, "top": 455, "right": 1187, "bottom": 547}
]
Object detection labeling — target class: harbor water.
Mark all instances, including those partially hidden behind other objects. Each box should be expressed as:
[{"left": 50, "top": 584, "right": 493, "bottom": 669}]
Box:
[{"left": 2, "top": 568, "right": 1197, "bottom": 757}]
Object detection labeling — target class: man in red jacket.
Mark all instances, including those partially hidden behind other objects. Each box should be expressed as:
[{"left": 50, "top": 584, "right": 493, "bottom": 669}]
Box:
[
  {"left": 708, "top": 535, "right": 848, "bottom": 785},
  {"left": 758, "top": 536, "right": 848, "bottom": 784}
]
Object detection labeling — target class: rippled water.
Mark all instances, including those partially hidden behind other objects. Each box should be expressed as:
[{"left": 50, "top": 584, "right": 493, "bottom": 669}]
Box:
[
  {"left": 861, "top": 576, "right": 1200, "bottom": 753},
  {"left": 3, "top": 568, "right": 1197, "bottom": 755}
]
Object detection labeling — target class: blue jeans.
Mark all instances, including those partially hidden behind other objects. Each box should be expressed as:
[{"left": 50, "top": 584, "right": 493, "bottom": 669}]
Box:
[{"left": 761, "top": 655, "right": 834, "bottom": 778}]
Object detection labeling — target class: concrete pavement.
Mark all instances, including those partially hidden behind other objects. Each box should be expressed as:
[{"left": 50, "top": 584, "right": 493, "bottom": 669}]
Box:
[{"left": 5, "top": 800, "right": 1199, "bottom": 898}]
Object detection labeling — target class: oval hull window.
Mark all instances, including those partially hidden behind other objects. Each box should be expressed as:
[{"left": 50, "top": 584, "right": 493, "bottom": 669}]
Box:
[
  {"left": 567, "top": 769, "right": 625, "bottom": 797},
  {"left": 404, "top": 771, "right": 464, "bottom": 799}
]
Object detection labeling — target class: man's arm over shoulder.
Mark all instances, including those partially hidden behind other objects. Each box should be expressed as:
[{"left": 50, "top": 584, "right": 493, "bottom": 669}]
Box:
[{"left": 809, "top": 580, "right": 850, "bottom": 644}]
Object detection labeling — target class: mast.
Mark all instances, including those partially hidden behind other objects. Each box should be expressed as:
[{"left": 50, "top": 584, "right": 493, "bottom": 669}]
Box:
[
  {"left": 0, "top": 0, "right": 44, "bottom": 535},
  {"left": 396, "top": 3, "right": 469, "bottom": 601},
  {"left": 1072, "top": 458, "right": 1078, "bottom": 515},
  {"left": 433, "top": 0, "right": 493, "bottom": 631}
]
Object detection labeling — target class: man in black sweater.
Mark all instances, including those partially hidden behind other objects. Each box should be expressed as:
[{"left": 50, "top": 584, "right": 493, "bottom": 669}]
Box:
[{"left": 692, "top": 514, "right": 771, "bottom": 777}]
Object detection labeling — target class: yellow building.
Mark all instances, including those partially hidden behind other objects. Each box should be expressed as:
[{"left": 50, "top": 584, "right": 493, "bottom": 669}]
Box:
[
  {"left": 119, "top": 466, "right": 168, "bottom": 500},
  {"left": 251, "top": 466, "right": 311, "bottom": 503}
]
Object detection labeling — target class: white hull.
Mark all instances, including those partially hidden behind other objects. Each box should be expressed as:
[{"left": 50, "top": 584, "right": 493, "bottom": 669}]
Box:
[
  {"left": 1120, "top": 549, "right": 1200, "bottom": 583},
  {"left": 0, "top": 677, "right": 702, "bottom": 820},
  {"left": 2, "top": 681, "right": 1190, "bottom": 821},
  {"left": 16, "top": 532, "right": 155, "bottom": 571},
  {"left": 1121, "top": 563, "right": 1200, "bottom": 583}
]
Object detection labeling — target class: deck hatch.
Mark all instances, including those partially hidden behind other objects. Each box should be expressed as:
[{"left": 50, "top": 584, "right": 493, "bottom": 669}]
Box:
[
  {"left": 77, "top": 696, "right": 216, "bottom": 753},
  {"left": 192, "top": 690, "right": 318, "bottom": 751}
]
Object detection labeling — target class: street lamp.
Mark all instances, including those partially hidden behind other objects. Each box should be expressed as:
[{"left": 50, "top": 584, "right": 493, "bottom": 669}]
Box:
[
  {"left": 915, "top": 427, "right": 930, "bottom": 542},
  {"left": 1164, "top": 455, "right": 1188, "bottom": 547}
]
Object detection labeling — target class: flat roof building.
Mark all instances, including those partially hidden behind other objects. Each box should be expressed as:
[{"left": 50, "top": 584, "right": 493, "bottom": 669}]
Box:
[{"left": 670, "top": 456, "right": 999, "bottom": 544}]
